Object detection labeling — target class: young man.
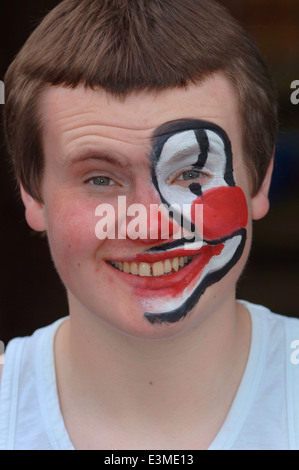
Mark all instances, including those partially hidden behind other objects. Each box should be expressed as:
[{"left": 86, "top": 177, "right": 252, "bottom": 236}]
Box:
[{"left": 0, "top": 0, "right": 298, "bottom": 450}]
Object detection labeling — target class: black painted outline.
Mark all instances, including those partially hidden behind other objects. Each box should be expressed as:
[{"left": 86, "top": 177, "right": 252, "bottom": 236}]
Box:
[
  {"left": 151, "top": 118, "right": 235, "bottom": 195},
  {"left": 143, "top": 119, "right": 246, "bottom": 324},
  {"left": 144, "top": 228, "right": 246, "bottom": 324},
  {"left": 151, "top": 119, "right": 235, "bottom": 235}
]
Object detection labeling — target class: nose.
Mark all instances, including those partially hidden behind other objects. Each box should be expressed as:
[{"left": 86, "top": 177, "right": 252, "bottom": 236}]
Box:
[
  {"left": 127, "top": 200, "right": 180, "bottom": 243},
  {"left": 145, "top": 203, "right": 178, "bottom": 242},
  {"left": 118, "top": 190, "right": 181, "bottom": 243}
]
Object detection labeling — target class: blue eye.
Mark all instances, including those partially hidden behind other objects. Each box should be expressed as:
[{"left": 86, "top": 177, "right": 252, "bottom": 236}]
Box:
[
  {"left": 181, "top": 170, "right": 201, "bottom": 180},
  {"left": 171, "top": 169, "right": 211, "bottom": 187},
  {"left": 176, "top": 170, "right": 208, "bottom": 181},
  {"left": 90, "top": 176, "right": 114, "bottom": 186}
]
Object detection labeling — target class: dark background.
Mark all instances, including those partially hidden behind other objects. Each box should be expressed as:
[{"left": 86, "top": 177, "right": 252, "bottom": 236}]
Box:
[{"left": 0, "top": 0, "right": 298, "bottom": 344}]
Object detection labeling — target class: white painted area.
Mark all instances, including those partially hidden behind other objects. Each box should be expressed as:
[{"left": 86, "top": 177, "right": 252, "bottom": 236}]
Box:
[{"left": 142, "top": 234, "right": 242, "bottom": 315}]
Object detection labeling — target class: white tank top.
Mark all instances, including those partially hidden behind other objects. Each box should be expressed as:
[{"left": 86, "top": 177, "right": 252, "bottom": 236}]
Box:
[{"left": 0, "top": 301, "right": 299, "bottom": 450}]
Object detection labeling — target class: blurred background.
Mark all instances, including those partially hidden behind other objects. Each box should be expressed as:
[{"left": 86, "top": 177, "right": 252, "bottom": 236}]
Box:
[{"left": 0, "top": 0, "right": 298, "bottom": 344}]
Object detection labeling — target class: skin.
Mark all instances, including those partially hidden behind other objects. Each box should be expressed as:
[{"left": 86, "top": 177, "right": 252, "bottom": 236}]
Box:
[{"left": 20, "top": 74, "right": 273, "bottom": 449}]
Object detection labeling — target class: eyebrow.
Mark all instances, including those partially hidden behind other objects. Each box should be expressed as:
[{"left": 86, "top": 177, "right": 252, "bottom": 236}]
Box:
[
  {"left": 67, "top": 151, "right": 133, "bottom": 171},
  {"left": 153, "top": 119, "right": 198, "bottom": 138},
  {"left": 153, "top": 118, "right": 228, "bottom": 142}
]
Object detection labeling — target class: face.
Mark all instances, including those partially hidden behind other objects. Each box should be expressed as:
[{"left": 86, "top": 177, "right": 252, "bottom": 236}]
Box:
[{"left": 23, "top": 75, "right": 271, "bottom": 338}]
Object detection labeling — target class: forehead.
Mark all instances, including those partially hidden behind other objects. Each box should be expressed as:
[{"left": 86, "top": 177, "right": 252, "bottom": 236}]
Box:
[{"left": 39, "top": 73, "right": 243, "bottom": 159}]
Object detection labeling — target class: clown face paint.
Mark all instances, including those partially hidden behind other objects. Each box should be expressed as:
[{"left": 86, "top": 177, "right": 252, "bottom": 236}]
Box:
[{"left": 139, "top": 119, "right": 248, "bottom": 324}]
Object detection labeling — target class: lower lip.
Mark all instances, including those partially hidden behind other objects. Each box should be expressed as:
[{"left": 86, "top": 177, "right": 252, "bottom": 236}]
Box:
[{"left": 107, "top": 244, "right": 224, "bottom": 299}]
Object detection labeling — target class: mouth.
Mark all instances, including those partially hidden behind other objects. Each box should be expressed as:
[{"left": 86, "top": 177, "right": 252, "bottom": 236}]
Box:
[
  {"left": 142, "top": 229, "right": 246, "bottom": 323},
  {"left": 106, "top": 242, "right": 225, "bottom": 298},
  {"left": 109, "top": 255, "right": 192, "bottom": 277},
  {"left": 104, "top": 229, "right": 246, "bottom": 324}
]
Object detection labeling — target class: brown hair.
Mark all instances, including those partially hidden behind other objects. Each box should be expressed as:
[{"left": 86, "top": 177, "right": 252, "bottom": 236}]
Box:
[{"left": 3, "top": 0, "right": 278, "bottom": 201}]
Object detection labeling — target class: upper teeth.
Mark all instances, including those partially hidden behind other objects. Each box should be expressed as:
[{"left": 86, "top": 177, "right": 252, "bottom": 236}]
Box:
[{"left": 110, "top": 256, "right": 192, "bottom": 277}]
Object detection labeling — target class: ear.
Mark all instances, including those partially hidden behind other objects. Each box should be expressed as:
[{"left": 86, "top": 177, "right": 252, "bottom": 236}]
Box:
[
  {"left": 20, "top": 184, "right": 46, "bottom": 232},
  {"left": 250, "top": 154, "right": 274, "bottom": 221}
]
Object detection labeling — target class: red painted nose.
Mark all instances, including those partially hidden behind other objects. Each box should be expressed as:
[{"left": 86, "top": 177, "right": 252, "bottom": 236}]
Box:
[{"left": 191, "top": 186, "right": 248, "bottom": 241}]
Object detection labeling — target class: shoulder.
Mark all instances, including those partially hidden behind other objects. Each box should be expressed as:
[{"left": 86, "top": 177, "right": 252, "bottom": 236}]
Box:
[
  {"left": 0, "top": 318, "right": 67, "bottom": 388},
  {"left": 239, "top": 300, "right": 299, "bottom": 326},
  {"left": 0, "top": 319, "right": 69, "bottom": 450},
  {"left": 239, "top": 301, "right": 299, "bottom": 449},
  {"left": 239, "top": 299, "right": 299, "bottom": 355}
]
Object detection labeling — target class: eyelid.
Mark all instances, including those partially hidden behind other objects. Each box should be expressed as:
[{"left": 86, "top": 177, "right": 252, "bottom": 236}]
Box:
[
  {"left": 85, "top": 175, "right": 118, "bottom": 186},
  {"left": 178, "top": 169, "right": 210, "bottom": 180},
  {"left": 169, "top": 168, "right": 211, "bottom": 184}
]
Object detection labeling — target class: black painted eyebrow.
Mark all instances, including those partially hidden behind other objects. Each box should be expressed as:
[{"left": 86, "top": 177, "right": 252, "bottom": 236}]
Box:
[
  {"left": 151, "top": 118, "right": 235, "bottom": 188},
  {"left": 152, "top": 118, "right": 229, "bottom": 143}
]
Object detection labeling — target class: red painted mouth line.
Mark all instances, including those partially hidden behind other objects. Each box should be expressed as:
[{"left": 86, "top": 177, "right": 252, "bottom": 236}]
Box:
[
  {"left": 107, "top": 246, "right": 206, "bottom": 264},
  {"left": 107, "top": 243, "right": 224, "bottom": 296}
]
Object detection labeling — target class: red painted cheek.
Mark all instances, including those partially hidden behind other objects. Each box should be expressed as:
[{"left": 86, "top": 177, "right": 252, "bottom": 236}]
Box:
[{"left": 191, "top": 186, "right": 248, "bottom": 241}]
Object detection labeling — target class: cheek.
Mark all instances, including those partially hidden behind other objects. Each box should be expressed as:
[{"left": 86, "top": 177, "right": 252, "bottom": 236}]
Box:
[
  {"left": 45, "top": 198, "right": 100, "bottom": 264},
  {"left": 191, "top": 186, "right": 248, "bottom": 240}
]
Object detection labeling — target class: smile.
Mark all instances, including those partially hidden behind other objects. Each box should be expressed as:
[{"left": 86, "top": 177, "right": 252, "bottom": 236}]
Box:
[
  {"left": 109, "top": 256, "right": 193, "bottom": 277},
  {"left": 105, "top": 230, "right": 246, "bottom": 324},
  {"left": 106, "top": 242, "right": 225, "bottom": 298}
]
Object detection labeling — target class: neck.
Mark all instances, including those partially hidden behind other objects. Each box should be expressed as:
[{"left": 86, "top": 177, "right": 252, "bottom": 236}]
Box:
[{"left": 55, "top": 293, "right": 251, "bottom": 449}]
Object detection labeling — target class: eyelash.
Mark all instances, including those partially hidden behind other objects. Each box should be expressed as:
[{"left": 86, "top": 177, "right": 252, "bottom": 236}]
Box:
[
  {"left": 172, "top": 169, "right": 211, "bottom": 183},
  {"left": 85, "top": 176, "right": 118, "bottom": 187}
]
